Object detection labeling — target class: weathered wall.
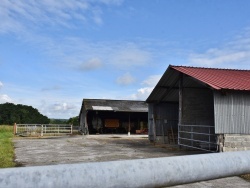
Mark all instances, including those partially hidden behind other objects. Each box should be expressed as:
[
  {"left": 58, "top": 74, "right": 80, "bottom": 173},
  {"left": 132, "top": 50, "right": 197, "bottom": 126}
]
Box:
[
  {"left": 148, "top": 102, "right": 178, "bottom": 143},
  {"left": 79, "top": 108, "right": 88, "bottom": 134},
  {"left": 214, "top": 91, "right": 250, "bottom": 134},
  {"left": 222, "top": 134, "right": 250, "bottom": 152},
  {"left": 182, "top": 88, "right": 214, "bottom": 125}
]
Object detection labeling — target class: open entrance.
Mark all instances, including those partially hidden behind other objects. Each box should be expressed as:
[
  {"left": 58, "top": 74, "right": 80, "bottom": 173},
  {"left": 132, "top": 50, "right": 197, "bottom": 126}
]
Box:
[
  {"left": 148, "top": 74, "right": 218, "bottom": 152},
  {"left": 86, "top": 110, "right": 148, "bottom": 134},
  {"left": 178, "top": 86, "right": 217, "bottom": 152}
]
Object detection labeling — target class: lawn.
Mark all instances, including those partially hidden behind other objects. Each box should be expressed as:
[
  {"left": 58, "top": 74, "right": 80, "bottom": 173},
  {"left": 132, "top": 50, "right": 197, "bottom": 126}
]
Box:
[{"left": 0, "top": 125, "right": 16, "bottom": 168}]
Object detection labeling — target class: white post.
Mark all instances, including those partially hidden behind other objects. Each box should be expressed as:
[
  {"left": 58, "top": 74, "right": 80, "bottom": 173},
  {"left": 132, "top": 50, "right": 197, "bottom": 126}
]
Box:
[
  {"left": 71, "top": 125, "right": 73, "bottom": 134},
  {"left": 41, "top": 125, "right": 43, "bottom": 137},
  {"left": 128, "top": 114, "right": 130, "bottom": 136}
]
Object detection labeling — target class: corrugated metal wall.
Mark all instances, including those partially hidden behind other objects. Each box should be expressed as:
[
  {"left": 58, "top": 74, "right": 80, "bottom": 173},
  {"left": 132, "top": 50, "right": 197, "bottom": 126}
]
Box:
[{"left": 214, "top": 91, "right": 250, "bottom": 134}]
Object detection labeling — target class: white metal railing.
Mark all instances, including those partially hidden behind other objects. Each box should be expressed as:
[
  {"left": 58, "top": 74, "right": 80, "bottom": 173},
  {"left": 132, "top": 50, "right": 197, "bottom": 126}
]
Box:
[
  {"left": 178, "top": 124, "right": 219, "bottom": 152},
  {"left": 14, "top": 124, "right": 73, "bottom": 136}
]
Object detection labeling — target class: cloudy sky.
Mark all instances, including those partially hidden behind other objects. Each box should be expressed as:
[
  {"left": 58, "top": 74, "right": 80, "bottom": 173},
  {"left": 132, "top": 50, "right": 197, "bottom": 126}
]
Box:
[{"left": 1, "top": 0, "right": 250, "bottom": 119}]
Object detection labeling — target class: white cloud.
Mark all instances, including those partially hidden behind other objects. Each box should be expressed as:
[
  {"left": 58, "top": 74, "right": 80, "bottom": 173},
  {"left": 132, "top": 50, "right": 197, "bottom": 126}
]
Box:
[
  {"left": 41, "top": 85, "right": 62, "bottom": 92},
  {"left": 38, "top": 37, "right": 152, "bottom": 71},
  {"left": 0, "top": 0, "right": 123, "bottom": 34},
  {"left": 142, "top": 75, "right": 161, "bottom": 86},
  {"left": 188, "top": 29, "right": 250, "bottom": 69},
  {"left": 52, "top": 103, "right": 75, "bottom": 111},
  {"left": 0, "top": 81, "right": 3, "bottom": 88},
  {"left": 0, "top": 94, "right": 13, "bottom": 103},
  {"left": 128, "top": 74, "right": 161, "bottom": 100},
  {"left": 111, "top": 44, "right": 152, "bottom": 68},
  {"left": 38, "top": 101, "right": 80, "bottom": 119},
  {"left": 116, "top": 72, "right": 135, "bottom": 85},
  {"left": 130, "top": 87, "right": 154, "bottom": 100},
  {"left": 78, "top": 58, "right": 103, "bottom": 71}
]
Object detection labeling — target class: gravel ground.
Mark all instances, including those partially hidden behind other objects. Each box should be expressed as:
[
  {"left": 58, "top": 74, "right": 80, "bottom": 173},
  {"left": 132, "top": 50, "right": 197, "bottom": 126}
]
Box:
[{"left": 13, "top": 134, "right": 250, "bottom": 187}]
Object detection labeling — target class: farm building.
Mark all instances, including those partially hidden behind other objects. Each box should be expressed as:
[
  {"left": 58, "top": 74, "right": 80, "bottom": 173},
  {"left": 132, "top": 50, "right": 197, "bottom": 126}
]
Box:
[
  {"left": 79, "top": 99, "right": 148, "bottom": 135},
  {"left": 146, "top": 65, "right": 250, "bottom": 152}
]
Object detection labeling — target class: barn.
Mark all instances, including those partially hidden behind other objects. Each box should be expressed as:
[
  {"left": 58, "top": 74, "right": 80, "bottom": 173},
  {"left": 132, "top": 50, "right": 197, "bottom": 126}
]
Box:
[
  {"left": 79, "top": 99, "right": 148, "bottom": 135},
  {"left": 146, "top": 65, "right": 250, "bottom": 152}
]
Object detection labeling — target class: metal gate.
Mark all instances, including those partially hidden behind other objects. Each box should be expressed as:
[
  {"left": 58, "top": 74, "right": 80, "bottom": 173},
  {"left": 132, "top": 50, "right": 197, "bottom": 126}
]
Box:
[
  {"left": 14, "top": 124, "right": 73, "bottom": 136},
  {"left": 178, "top": 124, "right": 219, "bottom": 152}
]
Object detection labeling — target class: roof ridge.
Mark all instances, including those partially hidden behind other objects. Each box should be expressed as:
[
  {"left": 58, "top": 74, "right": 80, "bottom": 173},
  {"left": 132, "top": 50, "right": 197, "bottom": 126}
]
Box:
[
  {"left": 83, "top": 98, "right": 145, "bottom": 102},
  {"left": 170, "top": 65, "right": 250, "bottom": 71}
]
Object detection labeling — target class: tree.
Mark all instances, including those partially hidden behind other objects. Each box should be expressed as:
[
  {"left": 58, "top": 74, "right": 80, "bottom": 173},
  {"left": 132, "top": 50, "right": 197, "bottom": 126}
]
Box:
[
  {"left": 0, "top": 103, "right": 50, "bottom": 125},
  {"left": 67, "top": 116, "right": 79, "bottom": 126}
]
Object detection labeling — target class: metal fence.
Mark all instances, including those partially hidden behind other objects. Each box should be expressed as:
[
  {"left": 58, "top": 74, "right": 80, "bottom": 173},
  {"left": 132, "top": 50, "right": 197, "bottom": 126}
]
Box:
[
  {"left": 14, "top": 124, "right": 73, "bottom": 137},
  {"left": 178, "top": 124, "right": 219, "bottom": 152}
]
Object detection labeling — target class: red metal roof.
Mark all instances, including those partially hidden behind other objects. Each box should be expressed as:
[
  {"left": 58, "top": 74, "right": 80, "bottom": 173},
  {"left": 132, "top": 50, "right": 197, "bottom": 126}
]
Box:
[{"left": 171, "top": 65, "right": 250, "bottom": 90}]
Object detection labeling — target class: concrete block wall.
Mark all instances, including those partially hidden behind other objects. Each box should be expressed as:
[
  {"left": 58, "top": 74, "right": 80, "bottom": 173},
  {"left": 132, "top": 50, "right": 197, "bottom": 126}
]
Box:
[{"left": 223, "top": 134, "right": 250, "bottom": 152}]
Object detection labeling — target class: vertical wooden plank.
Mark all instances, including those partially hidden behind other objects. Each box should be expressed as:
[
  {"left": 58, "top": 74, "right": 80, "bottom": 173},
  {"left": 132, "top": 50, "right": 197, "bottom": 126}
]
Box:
[
  {"left": 178, "top": 73, "right": 183, "bottom": 145},
  {"left": 179, "top": 73, "right": 183, "bottom": 125},
  {"left": 13, "top": 123, "right": 17, "bottom": 135}
]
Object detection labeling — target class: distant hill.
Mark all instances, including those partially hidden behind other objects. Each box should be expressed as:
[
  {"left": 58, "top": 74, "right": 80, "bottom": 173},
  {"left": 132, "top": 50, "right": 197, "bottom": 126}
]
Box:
[
  {"left": 50, "top": 119, "right": 68, "bottom": 124},
  {"left": 0, "top": 103, "right": 50, "bottom": 125}
]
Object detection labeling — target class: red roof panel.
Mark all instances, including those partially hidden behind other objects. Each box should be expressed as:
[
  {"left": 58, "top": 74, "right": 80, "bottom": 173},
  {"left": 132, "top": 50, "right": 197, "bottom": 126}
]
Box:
[{"left": 171, "top": 66, "right": 250, "bottom": 91}]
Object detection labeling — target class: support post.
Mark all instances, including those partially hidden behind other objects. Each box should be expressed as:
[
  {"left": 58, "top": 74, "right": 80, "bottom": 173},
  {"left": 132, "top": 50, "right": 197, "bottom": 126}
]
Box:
[
  {"left": 178, "top": 73, "right": 183, "bottom": 146},
  {"left": 128, "top": 114, "right": 130, "bottom": 136},
  {"left": 178, "top": 73, "right": 183, "bottom": 125},
  {"left": 41, "top": 125, "right": 43, "bottom": 137},
  {"left": 13, "top": 123, "right": 17, "bottom": 135}
]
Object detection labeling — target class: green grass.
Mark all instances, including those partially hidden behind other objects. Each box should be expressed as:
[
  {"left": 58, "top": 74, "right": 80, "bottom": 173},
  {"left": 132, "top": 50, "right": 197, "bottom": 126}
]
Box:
[{"left": 0, "top": 125, "right": 16, "bottom": 168}]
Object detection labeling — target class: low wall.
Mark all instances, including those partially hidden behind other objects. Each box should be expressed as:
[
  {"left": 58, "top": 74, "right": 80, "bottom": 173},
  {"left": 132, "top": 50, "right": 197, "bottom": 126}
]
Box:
[{"left": 223, "top": 134, "right": 250, "bottom": 152}]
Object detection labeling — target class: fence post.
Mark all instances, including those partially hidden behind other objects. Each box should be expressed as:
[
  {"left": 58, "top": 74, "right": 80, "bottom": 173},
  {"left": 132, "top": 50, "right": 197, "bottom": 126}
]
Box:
[
  {"left": 13, "top": 123, "right": 17, "bottom": 135},
  {"left": 41, "top": 125, "right": 43, "bottom": 137},
  {"left": 71, "top": 125, "right": 73, "bottom": 134}
]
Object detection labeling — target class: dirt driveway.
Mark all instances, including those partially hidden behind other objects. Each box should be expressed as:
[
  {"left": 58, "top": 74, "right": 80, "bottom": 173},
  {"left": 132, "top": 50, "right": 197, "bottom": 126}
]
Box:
[{"left": 13, "top": 134, "right": 250, "bottom": 187}]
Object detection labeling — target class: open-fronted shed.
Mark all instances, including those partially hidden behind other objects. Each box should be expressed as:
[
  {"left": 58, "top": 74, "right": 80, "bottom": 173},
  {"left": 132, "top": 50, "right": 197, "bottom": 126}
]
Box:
[
  {"left": 146, "top": 65, "right": 250, "bottom": 152},
  {"left": 79, "top": 99, "right": 148, "bottom": 134}
]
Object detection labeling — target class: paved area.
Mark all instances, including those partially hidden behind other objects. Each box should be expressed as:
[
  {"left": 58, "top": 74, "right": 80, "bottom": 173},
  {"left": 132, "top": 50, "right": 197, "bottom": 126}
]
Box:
[
  {"left": 13, "top": 134, "right": 250, "bottom": 187},
  {"left": 14, "top": 134, "right": 204, "bottom": 166}
]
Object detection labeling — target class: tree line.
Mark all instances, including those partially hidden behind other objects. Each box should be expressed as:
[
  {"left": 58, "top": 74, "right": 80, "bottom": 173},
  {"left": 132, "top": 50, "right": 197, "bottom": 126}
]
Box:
[
  {"left": 0, "top": 103, "right": 79, "bottom": 126},
  {"left": 0, "top": 103, "right": 50, "bottom": 125}
]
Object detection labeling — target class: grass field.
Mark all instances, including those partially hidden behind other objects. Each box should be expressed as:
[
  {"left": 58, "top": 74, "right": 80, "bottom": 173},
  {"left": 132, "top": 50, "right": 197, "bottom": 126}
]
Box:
[{"left": 0, "top": 125, "right": 16, "bottom": 168}]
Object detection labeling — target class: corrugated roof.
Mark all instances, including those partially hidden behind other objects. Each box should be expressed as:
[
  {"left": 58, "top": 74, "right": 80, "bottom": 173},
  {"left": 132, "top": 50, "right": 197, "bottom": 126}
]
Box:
[
  {"left": 171, "top": 66, "right": 250, "bottom": 90},
  {"left": 146, "top": 65, "right": 250, "bottom": 103},
  {"left": 82, "top": 99, "right": 148, "bottom": 112}
]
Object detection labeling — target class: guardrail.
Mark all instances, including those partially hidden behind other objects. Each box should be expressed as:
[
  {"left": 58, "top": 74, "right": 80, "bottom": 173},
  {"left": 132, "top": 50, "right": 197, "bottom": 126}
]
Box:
[
  {"left": 1, "top": 150, "right": 250, "bottom": 187},
  {"left": 14, "top": 124, "right": 73, "bottom": 136}
]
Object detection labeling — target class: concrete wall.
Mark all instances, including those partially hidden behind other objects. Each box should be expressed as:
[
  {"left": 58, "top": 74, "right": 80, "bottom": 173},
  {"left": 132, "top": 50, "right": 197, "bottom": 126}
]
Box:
[{"left": 223, "top": 134, "right": 250, "bottom": 152}]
